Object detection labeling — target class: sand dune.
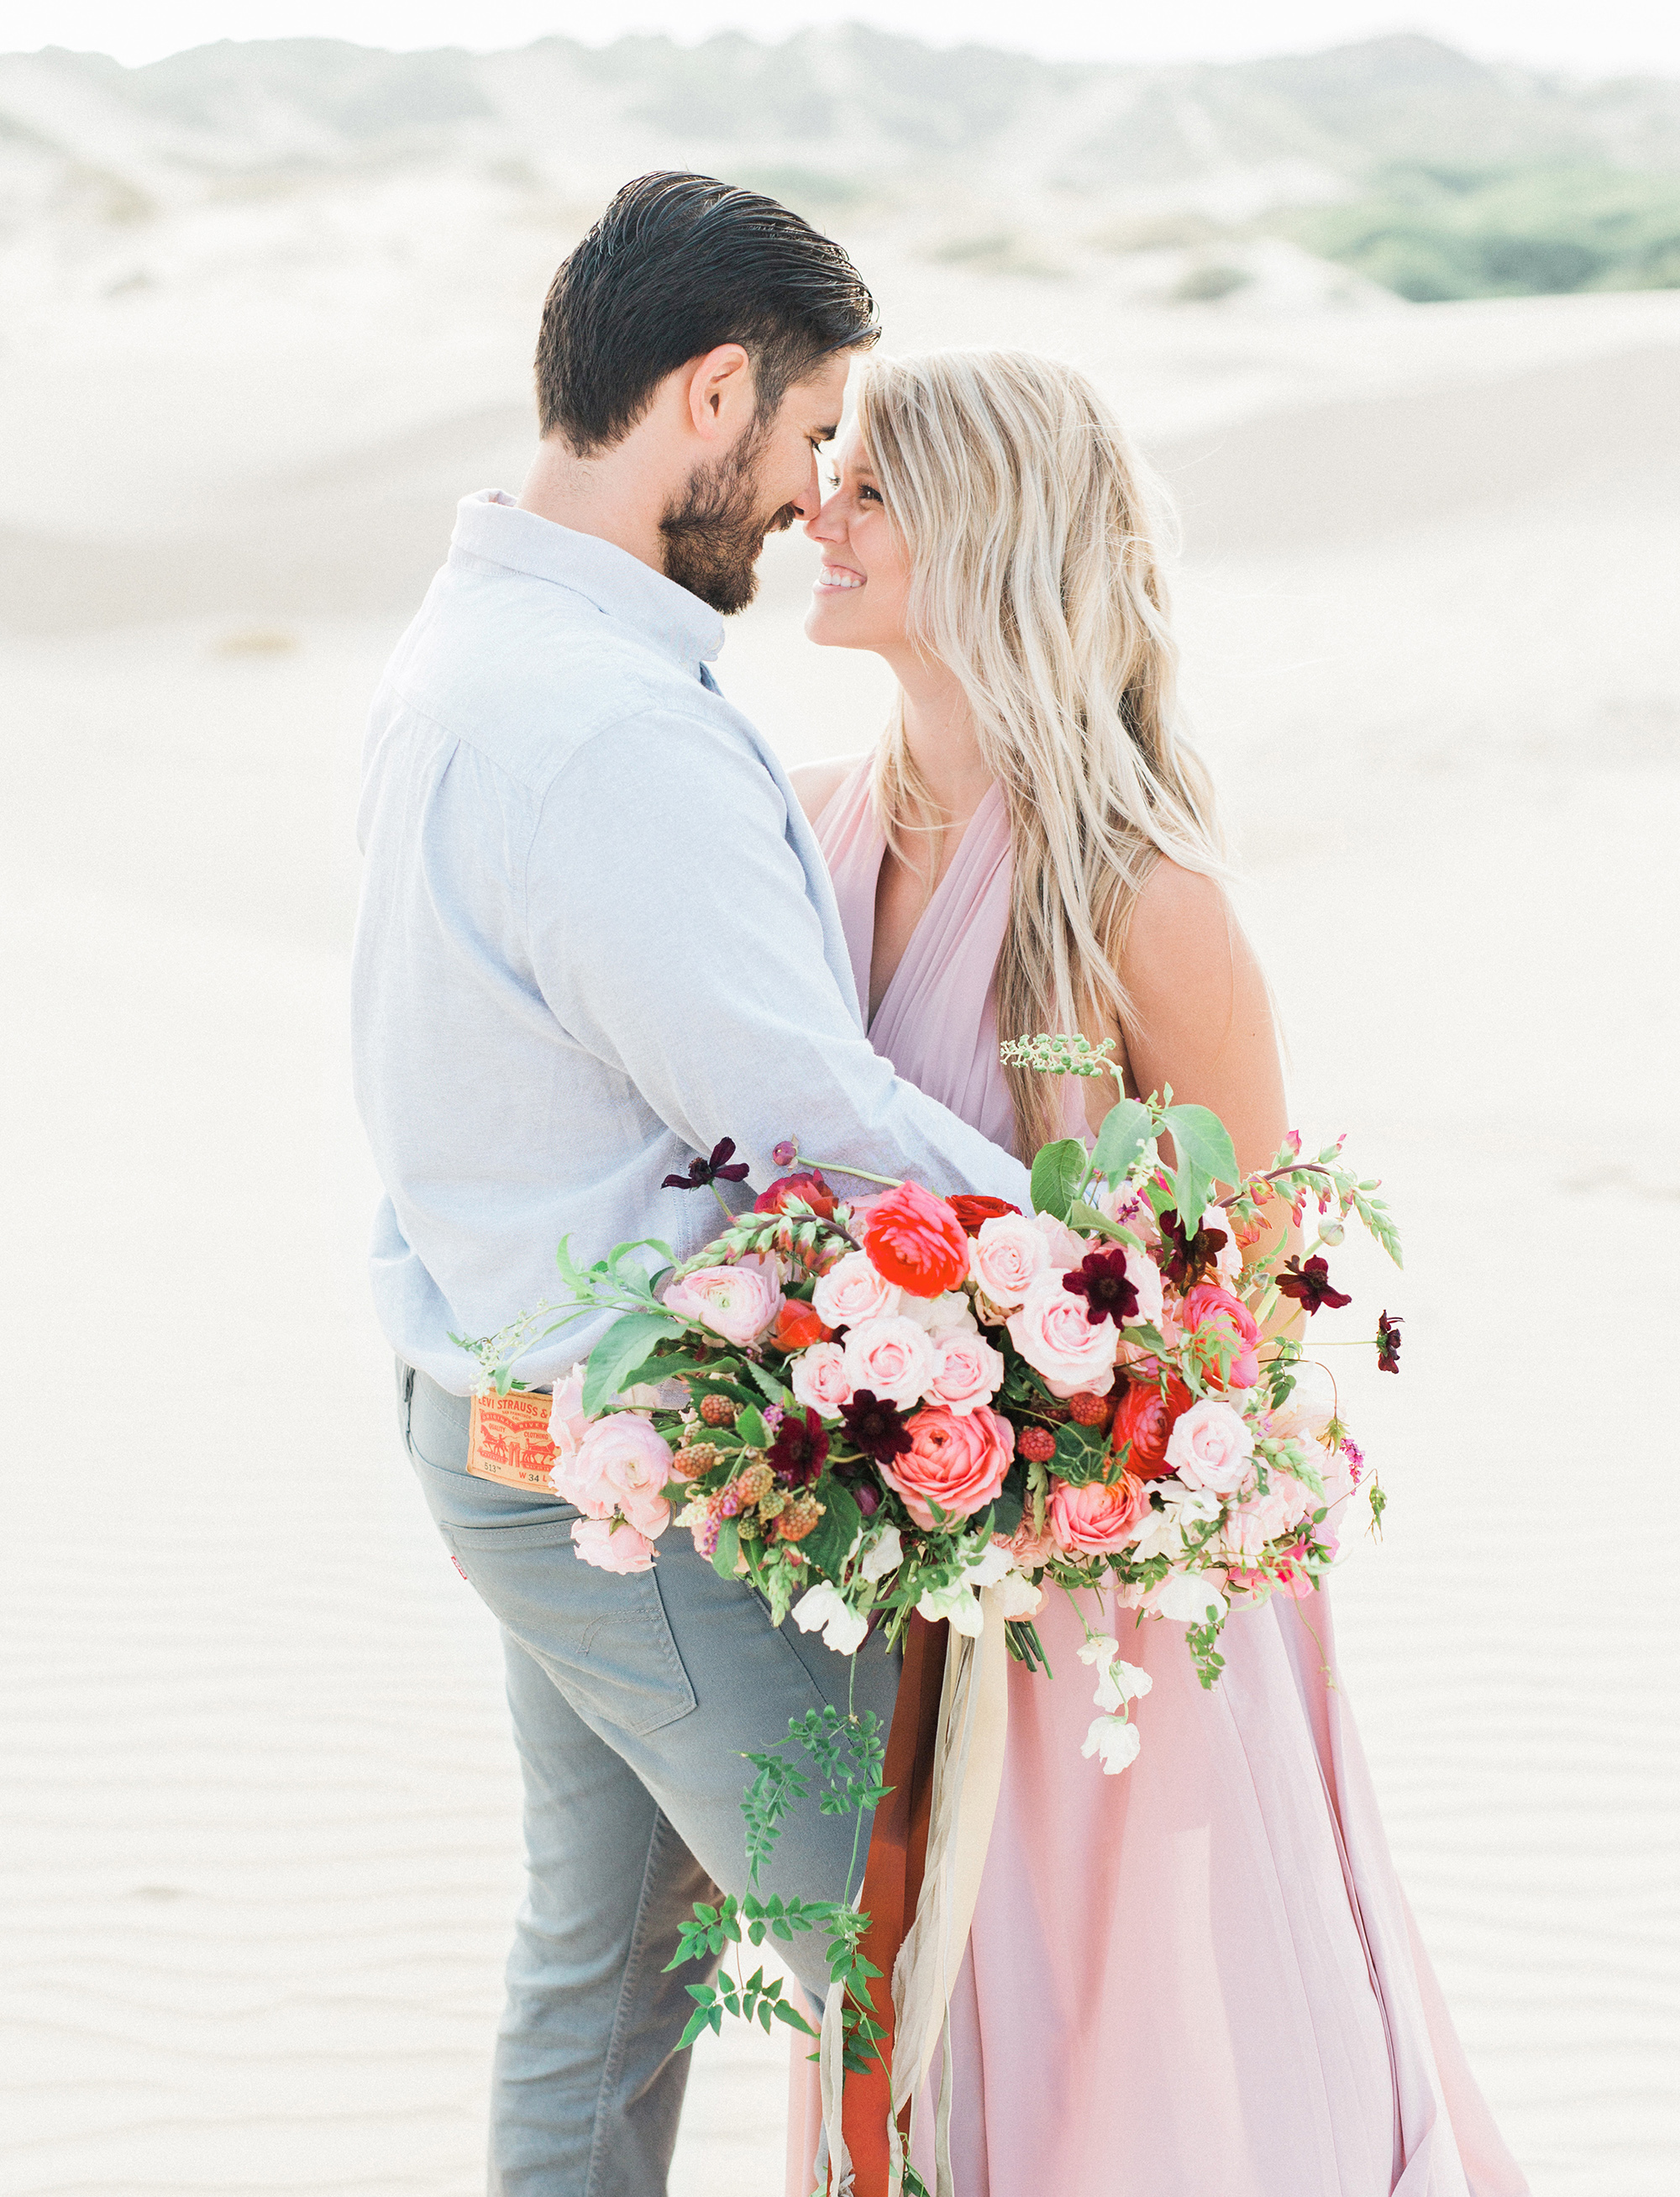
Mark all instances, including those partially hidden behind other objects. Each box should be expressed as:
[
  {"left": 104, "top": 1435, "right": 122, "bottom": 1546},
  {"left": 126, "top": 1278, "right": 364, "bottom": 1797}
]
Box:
[{"left": 1, "top": 285, "right": 1677, "bottom": 2195}]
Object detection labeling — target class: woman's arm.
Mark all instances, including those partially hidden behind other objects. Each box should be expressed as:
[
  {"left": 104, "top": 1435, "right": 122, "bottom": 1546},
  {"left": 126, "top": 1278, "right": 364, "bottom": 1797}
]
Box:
[
  {"left": 789, "top": 753, "right": 866, "bottom": 828},
  {"left": 1104, "top": 859, "right": 1299, "bottom": 1306}
]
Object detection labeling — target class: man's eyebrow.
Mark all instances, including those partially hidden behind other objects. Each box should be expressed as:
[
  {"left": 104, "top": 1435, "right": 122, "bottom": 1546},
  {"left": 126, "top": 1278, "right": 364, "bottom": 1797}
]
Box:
[{"left": 813, "top": 423, "right": 840, "bottom": 442}]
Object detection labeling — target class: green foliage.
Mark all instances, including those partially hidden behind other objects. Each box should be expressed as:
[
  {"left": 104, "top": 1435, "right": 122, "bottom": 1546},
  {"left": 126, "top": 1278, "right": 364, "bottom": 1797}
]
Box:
[
  {"left": 1091, "top": 1096, "right": 1153, "bottom": 1185},
  {"left": 1160, "top": 1102, "right": 1237, "bottom": 1233},
  {"left": 1284, "top": 163, "right": 1680, "bottom": 301},
  {"left": 798, "top": 1479, "right": 863, "bottom": 1574},
  {"left": 581, "top": 1311, "right": 685, "bottom": 1412},
  {"left": 1030, "top": 1137, "right": 1089, "bottom": 1222}
]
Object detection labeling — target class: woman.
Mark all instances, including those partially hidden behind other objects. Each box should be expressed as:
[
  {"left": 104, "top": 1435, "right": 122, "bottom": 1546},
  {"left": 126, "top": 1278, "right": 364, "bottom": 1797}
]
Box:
[{"left": 786, "top": 352, "right": 1526, "bottom": 2195}]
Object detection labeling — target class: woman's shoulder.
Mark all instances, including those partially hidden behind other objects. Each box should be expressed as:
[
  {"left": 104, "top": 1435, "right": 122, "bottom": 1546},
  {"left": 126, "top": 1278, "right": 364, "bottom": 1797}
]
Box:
[
  {"left": 788, "top": 750, "right": 870, "bottom": 828},
  {"left": 1120, "top": 854, "right": 1247, "bottom": 1001}
]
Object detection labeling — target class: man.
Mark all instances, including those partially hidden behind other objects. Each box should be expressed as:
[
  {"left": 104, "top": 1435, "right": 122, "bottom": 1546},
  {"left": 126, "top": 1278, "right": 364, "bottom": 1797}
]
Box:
[{"left": 351, "top": 173, "right": 1028, "bottom": 2194}]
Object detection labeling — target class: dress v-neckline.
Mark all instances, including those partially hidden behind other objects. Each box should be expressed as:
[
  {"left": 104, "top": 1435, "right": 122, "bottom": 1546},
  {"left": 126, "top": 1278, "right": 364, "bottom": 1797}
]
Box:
[{"left": 865, "top": 781, "right": 1006, "bottom": 1033}]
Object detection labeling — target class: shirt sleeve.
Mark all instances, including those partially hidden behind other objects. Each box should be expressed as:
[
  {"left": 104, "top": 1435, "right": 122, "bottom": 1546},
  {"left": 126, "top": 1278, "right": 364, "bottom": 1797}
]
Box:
[{"left": 524, "top": 705, "right": 1032, "bottom": 1204}]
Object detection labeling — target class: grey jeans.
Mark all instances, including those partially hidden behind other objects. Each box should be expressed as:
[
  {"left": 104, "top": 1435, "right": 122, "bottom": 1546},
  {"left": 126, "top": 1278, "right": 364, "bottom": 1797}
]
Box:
[{"left": 398, "top": 1364, "right": 900, "bottom": 2196}]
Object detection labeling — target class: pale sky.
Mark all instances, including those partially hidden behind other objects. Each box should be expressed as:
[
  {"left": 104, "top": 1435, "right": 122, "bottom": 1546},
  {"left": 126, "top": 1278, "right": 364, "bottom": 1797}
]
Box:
[{"left": 8, "top": 0, "right": 1680, "bottom": 77}]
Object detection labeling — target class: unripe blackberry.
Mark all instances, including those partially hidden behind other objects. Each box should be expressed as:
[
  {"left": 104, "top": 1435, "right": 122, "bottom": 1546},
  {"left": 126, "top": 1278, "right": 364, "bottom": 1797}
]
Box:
[
  {"left": 671, "top": 1442, "right": 719, "bottom": 1479},
  {"left": 699, "top": 1393, "right": 738, "bottom": 1428},
  {"left": 775, "top": 1494, "right": 823, "bottom": 1542},
  {"left": 1018, "top": 1426, "right": 1057, "bottom": 1464}
]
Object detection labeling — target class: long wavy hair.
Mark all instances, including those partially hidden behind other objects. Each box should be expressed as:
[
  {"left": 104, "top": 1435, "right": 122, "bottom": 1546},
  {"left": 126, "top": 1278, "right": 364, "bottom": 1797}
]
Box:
[{"left": 857, "top": 349, "right": 1226, "bottom": 1155}]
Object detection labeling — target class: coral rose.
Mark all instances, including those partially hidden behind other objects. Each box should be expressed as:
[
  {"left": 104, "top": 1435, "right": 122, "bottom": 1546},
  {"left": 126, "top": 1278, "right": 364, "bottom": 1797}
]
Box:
[
  {"left": 663, "top": 1262, "right": 783, "bottom": 1347},
  {"left": 879, "top": 1405, "right": 1015, "bottom": 1530},
  {"left": 1047, "top": 1469, "right": 1150, "bottom": 1554},
  {"left": 771, "top": 1299, "right": 833, "bottom": 1352},
  {"left": 1005, "top": 1270, "right": 1123, "bottom": 1398},
  {"left": 864, "top": 1180, "right": 972, "bottom": 1299},
  {"left": 570, "top": 1517, "right": 659, "bottom": 1573},
  {"left": 811, "top": 1249, "right": 900, "bottom": 1329},
  {"left": 1165, "top": 1397, "right": 1255, "bottom": 1497},
  {"left": 842, "top": 1315, "right": 937, "bottom": 1411},
  {"left": 1110, "top": 1368, "right": 1194, "bottom": 1480},
  {"left": 968, "top": 1213, "right": 1049, "bottom": 1309},
  {"left": 753, "top": 1170, "right": 837, "bottom": 1219},
  {"left": 1178, "top": 1282, "right": 1263, "bottom": 1389},
  {"left": 790, "top": 1340, "right": 853, "bottom": 1419}
]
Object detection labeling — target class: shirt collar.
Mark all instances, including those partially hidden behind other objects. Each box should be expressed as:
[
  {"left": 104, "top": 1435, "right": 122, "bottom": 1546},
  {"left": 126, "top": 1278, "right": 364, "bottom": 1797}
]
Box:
[{"left": 450, "top": 490, "right": 725, "bottom": 670}]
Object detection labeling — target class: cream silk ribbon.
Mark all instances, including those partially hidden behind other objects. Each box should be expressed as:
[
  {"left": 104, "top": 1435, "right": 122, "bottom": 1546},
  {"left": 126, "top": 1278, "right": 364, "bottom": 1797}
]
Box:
[{"left": 815, "top": 1586, "right": 1012, "bottom": 2197}]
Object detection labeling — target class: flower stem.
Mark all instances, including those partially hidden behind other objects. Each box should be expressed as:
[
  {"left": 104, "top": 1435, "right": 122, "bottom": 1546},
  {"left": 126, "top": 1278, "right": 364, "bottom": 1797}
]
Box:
[{"left": 795, "top": 1157, "right": 905, "bottom": 1190}]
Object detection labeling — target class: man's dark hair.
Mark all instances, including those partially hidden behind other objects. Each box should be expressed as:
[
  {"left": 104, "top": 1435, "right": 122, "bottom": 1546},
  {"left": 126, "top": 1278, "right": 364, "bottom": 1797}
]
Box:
[{"left": 536, "top": 171, "right": 878, "bottom": 454}]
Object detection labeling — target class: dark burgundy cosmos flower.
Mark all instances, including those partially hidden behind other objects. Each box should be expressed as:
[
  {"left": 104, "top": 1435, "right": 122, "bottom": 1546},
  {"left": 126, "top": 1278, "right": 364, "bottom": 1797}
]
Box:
[
  {"left": 663, "top": 1137, "right": 752, "bottom": 1192},
  {"left": 838, "top": 1389, "right": 914, "bottom": 1464},
  {"left": 768, "top": 1406, "right": 830, "bottom": 1487},
  {"left": 1376, "top": 1310, "right": 1404, "bottom": 1374},
  {"left": 1277, "top": 1254, "right": 1352, "bottom": 1316},
  {"left": 1158, "top": 1210, "right": 1231, "bottom": 1293},
  {"left": 1063, "top": 1247, "right": 1139, "bottom": 1328},
  {"left": 947, "top": 1194, "right": 1022, "bottom": 1238}
]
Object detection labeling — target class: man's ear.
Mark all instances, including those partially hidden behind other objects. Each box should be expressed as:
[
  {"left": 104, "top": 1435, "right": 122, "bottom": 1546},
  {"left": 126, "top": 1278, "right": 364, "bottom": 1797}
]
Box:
[{"left": 685, "top": 344, "right": 754, "bottom": 444}]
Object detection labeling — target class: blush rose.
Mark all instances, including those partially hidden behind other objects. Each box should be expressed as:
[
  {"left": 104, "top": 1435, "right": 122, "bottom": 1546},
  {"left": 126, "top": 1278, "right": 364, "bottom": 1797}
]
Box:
[
  {"left": 842, "top": 1315, "right": 937, "bottom": 1411},
  {"left": 1005, "top": 1269, "right": 1122, "bottom": 1397},
  {"left": 926, "top": 1329, "right": 1006, "bottom": 1415},
  {"left": 564, "top": 1411, "right": 675, "bottom": 1537},
  {"left": 663, "top": 1261, "right": 783, "bottom": 1347},
  {"left": 812, "top": 1249, "right": 901, "bottom": 1329},
  {"left": 968, "top": 1213, "right": 1049, "bottom": 1308},
  {"left": 1165, "top": 1397, "right": 1255, "bottom": 1497},
  {"left": 790, "top": 1339, "right": 853, "bottom": 1419},
  {"left": 570, "top": 1516, "right": 659, "bottom": 1573}
]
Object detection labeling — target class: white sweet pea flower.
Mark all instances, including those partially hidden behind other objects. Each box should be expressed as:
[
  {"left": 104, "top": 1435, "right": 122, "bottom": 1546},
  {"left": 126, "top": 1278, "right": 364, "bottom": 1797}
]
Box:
[
  {"left": 1093, "top": 1658, "right": 1153, "bottom": 1714},
  {"left": 962, "top": 1542, "right": 1014, "bottom": 1591},
  {"left": 858, "top": 1525, "right": 904, "bottom": 1583},
  {"left": 1156, "top": 1571, "right": 1229, "bottom": 1625},
  {"left": 1081, "top": 1715, "right": 1142, "bottom": 1774},
  {"left": 791, "top": 1581, "right": 869, "bottom": 1656},
  {"left": 995, "top": 1569, "right": 1044, "bottom": 1619},
  {"left": 1076, "top": 1632, "right": 1120, "bottom": 1669},
  {"left": 1127, "top": 1504, "right": 1184, "bottom": 1564},
  {"left": 898, "top": 1290, "right": 979, "bottom": 1338},
  {"left": 917, "top": 1577, "right": 987, "bottom": 1636}
]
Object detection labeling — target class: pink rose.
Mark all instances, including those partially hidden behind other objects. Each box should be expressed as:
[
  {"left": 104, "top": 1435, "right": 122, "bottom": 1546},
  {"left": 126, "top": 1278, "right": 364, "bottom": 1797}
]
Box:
[
  {"left": 546, "top": 1364, "right": 590, "bottom": 1481},
  {"left": 812, "top": 1249, "right": 901, "bottom": 1329},
  {"left": 1005, "top": 1269, "right": 1122, "bottom": 1398},
  {"left": 1165, "top": 1397, "right": 1255, "bottom": 1496},
  {"left": 1217, "top": 1478, "right": 1299, "bottom": 1562},
  {"left": 1047, "top": 1470, "right": 1149, "bottom": 1554},
  {"left": 842, "top": 1315, "right": 937, "bottom": 1410},
  {"left": 1124, "top": 1248, "right": 1165, "bottom": 1330},
  {"left": 927, "top": 1329, "right": 1006, "bottom": 1415},
  {"left": 663, "top": 1262, "right": 783, "bottom": 1347},
  {"left": 1002, "top": 1519, "right": 1057, "bottom": 1569},
  {"left": 1033, "top": 1211, "right": 1091, "bottom": 1267},
  {"left": 570, "top": 1516, "right": 659, "bottom": 1574},
  {"left": 967, "top": 1213, "right": 1048, "bottom": 1308},
  {"left": 1178, "top": 1283, "right": 1262, "bottom": 1389},
  {"left": 567, "top": 1412, "right": 675, "bottom": 1537},
  {"left": 879, "top": 1406, "right": 1015, "bottom": 1529},
  {"left": 790, "top": 1339, "right": 854, "bottom": 1419}
]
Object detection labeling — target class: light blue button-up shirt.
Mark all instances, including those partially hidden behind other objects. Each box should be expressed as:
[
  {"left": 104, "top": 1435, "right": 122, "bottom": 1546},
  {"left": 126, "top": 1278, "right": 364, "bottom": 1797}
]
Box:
[{"left": 352, "top": 491, "right": 1030, "bottom": 1391}]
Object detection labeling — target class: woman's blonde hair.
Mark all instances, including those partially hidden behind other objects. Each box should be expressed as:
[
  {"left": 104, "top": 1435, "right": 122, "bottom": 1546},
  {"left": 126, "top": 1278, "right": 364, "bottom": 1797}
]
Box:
[{"left": 858, "top": 348, "right": 1226, "bottom": 1156}]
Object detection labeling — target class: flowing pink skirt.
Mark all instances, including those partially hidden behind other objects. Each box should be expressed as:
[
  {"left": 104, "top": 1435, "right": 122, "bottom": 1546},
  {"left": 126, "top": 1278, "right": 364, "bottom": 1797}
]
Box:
[{"left": 789, "top": 1588, "right": 1527, "bottom": 2196}]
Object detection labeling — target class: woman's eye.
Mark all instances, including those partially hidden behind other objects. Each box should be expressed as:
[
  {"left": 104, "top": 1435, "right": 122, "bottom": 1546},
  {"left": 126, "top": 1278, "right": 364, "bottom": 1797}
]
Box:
[{"left": 859, "top": 484, "right": 883, "bottom": 504}]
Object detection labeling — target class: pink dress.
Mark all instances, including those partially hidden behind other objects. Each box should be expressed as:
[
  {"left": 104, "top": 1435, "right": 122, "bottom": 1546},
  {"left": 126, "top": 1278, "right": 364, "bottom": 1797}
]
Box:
[{"left": 787, "top": 763, "right": 1528, "bottom": 2197}]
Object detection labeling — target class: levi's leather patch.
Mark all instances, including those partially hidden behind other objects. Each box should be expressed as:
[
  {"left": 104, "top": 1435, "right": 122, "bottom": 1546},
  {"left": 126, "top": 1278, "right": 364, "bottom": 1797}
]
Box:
[{"left": 467, "top": 1389, "right": 559, "bottom": 1491}]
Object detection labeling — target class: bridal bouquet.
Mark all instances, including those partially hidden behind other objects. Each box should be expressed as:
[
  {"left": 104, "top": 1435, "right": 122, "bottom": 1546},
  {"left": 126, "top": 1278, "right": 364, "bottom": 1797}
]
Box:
[{"left": 460, "top": 1033, "right": 1403, "bottom": 1775}]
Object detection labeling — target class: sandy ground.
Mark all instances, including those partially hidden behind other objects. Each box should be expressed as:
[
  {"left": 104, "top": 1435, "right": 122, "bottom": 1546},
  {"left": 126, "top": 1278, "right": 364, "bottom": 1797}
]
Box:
[{"left": 2, "top": 283, "right": 1677, "bottom": 2195}]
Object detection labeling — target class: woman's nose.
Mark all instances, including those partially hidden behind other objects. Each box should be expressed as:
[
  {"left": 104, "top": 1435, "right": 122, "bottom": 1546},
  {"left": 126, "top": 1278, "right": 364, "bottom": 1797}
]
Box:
[{"left": 804, "top": 490, "right": 844, "bottom": 544}]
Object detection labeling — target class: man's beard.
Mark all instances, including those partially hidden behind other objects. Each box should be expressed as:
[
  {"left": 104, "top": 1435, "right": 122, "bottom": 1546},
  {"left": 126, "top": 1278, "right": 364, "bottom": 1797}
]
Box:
[{"left": 658, "top": 420, "right": 799, "bottom": 616}]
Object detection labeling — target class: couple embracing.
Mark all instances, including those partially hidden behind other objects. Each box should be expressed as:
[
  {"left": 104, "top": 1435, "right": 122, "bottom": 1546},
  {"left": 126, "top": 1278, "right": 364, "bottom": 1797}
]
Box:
[{"left": 352, "top": 175, "right": 1525, "bottom": 2197}]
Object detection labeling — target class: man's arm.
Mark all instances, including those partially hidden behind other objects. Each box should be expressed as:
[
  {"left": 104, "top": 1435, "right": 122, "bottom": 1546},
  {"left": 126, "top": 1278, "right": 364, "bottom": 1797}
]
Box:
[{"left": 527, "top": 710, "right": 1032, "bottom": 1205}]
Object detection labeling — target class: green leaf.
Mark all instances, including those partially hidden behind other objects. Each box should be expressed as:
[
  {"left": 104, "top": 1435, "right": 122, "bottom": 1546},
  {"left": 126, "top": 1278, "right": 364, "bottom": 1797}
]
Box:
[
  {"left": 711, "top": 1517, "right": 741, "bottom": 1580},
  {"left": 1092, "top": 1097, "right": 1152, "bottom": 1185},
  {"left": 1160, "top": 1106, "right": 1237, "bottom": 1190},
  {"left": 1029, "top": 1137, "right": 1088, "bottom": 1222},
  {"left": 582, "top": 1311, "right": 685, "bottom": 1413},
  {"left": 744, "top": 1358, "right": 791, "bottom": 1406},
  {"left": 797, "top": 1480, "right": 862, "bottom": 1575},
  {"left": 735, "top": 1404, "right": 769, "bottom": 1449}
]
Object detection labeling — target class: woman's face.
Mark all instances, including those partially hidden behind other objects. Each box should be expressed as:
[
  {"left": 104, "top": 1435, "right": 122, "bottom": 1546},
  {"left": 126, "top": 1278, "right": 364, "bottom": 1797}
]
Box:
[{"left": 802, "top": 428, "right": 912, "bottom": 654}]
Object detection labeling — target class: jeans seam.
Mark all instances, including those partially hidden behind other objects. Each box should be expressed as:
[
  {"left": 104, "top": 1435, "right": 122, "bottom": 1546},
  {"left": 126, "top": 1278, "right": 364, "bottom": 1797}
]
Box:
[{"left": 582, "top": 1807, "right": 675, "bottom": 2197}]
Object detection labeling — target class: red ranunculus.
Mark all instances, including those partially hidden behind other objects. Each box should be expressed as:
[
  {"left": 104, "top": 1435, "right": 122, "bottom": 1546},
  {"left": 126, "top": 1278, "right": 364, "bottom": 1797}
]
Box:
[
  {"left": 771, "top": 1299, "right": 834, "bottom": 1352},
  {"left": 947, "top": 1193, "right": 1022, "bottom": 1238},
  {"left": 754, "top": 1170, "right": 837, "bottom": 1220},
  {"left": 864, "top": 1179, "right": 972, "bottom": 1299},
  {"left": 1110, "top": 1366, "right": 1194, "bottom": 1480}
]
